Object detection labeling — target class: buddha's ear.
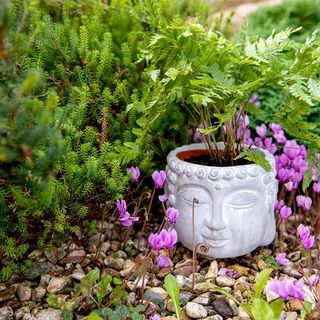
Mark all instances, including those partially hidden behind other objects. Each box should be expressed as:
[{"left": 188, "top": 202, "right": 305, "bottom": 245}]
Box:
[{"left": 260, "top": 208, "right": 276, "bottom": 246}]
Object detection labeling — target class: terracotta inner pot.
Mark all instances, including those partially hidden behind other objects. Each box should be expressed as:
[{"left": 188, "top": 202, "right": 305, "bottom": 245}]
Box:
[{"left": 177, "top": 149, "right": 208, "bottom": 161}]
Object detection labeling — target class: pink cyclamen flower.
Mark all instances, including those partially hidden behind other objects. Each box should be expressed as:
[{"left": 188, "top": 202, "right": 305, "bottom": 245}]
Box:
[
  {"left": 194, "top": 128, "right": 206, "bottom": 143},
  {"left": 116, "top": 199, "right": 127, "bottom": 216},
  {"left": 249, "top": 93, "right": 261, "bottom": 107},
  {"left": 275, "top": 253, "right": 290, "bottom": 266},
  {"left": 166, "top": 207, "right": 179, "bottom": 224},
  {"left": 296, "top": 195, "right": 312, "bottom": 211},
  {"left": 267, "top": 278, "right": 305, "bottom": 301},
  {"left": 275, "top": 199, "right": 284, "bottom": 212},
  {"left": 159, "top": 194, "right": 168, "bottom": 203},
  {"left": 297, "top": 224, "right": 315, "bottom": 250},
  {"left": 313, "top": 182, "right": 320, "bottom": 193},
  {"left": 280, "top": 205, "right": 292, "bottom": 221},
  {"left": 283, "top": 140, "right": 300, "bottom": 160},
  {"left": 159, "top": 229, "right": 178, "bottom": 250},
  {"left": 127, "top": 166, "right": 140, "bottom": 182},
  {"left": 152, "top": 170, "right": 167, "bottom": 188},
  {"left": 118, "top": 212, "right": 139, "bottom": 227},
  {"left": 284, "top": 181, "right": 294, "bottom": 191},
  {"left": 274, "top": 130, "right": 287, "bottom": 144},
  {"left": 269, "top": 123, "right": 282, "bottom": 134},
  {"left": 149, "top": 315, "right": 161, "bottom": 320},
  {"left": 309, "top": 274, "right": 320, "bottom": 287},
  {"left": 148, "top": 233, "right": 163, "bottom": 251},
  {"left": 156, "top": 255, "right": 171, "bottom": 268},
  {"left": 256, "top": 124, "right": 267, "bottom": 137}
]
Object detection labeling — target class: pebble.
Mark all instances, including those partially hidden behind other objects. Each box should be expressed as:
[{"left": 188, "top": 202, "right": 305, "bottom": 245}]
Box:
[
  {"left": 44, "top": 247, "right": 66, "bottom": 264},
  {"left": 257, "top": 260, "right": 269, "bottom": 270},
  {"left": 71, "top": 269, "right": 85, "bottom": 281},
  {"left": 17, "top": 284, "right": 32, "bottom": 301},
  {"left": 119, "top": 260, "right": 136, "bottom": 277},
  {"left": 0, "top": 288, "right": 15, "bottom": 303},
  {"left": 238, "top": 307, "right": 250, "bottom": 319},
  {"left": 216, "top": 276, "right": 235, "bottom": 287},
  {"left": 47, "top": 276, "right": 69, "bottom": 294},
  {"left": 205, "top": 261, "right": 218, "bottom": 282},
  {"left": 202, "top": 316, "right": 223, "bottom": 320},
  {"left": 35, "top": 308, "right": 62, "bottom": 320},
  {"left": 174, "top": 259, "right": 195, "bottom": 277},
  {"left": 191, "top": 292, "right": 211, "bottom": 305},
  {"left": 111, "top": 240, "right": 120, "bottom": 251},
  {"left": 286, "top": 299, "right": 302, "bottom": 311},
  {"left": 287, "top": 251, "right": 301, "bottom": 262},
  {"left": 176, "top": 275, "right": 193, "bottom": 291},
  {"left": 166, "top": 299, "right": 176, "bottom": 313},
  {"left": 285, "top": 311, "right": 298, "bottom": 320},
  {"left": 28, "top": 250, "right": 42, "bottom": 260},
  {"left": 26, "top": 261, "right": 51, "bottom": 280},
  {"left": 32, "top": 285, "right": 46, "bottom": 302},
  {"left": 185, "top": 302, "right": 207, "bottom": 318},
  {"left": 15, "top": 307, "right": 30, "bottom": 320},
  {"left": 103, "top": 256, "right": 125, "bottom": 270},
  {"left": 0, "top": 306, "right": 13, "bottom": 320},
  {"left": 212, "top": 296, "right": 234, "bottom": 318},
  {"left": 143, "top": 287, "right": 168, "bottom": 303},
  {"left": 228, "top": 265, "right": 249, "bottom": 278},
  {"left": 264, "top": 287, "right": 278, "bottom": 303},
  {"left": 234, "top": 277, "right": 250, "bottom": 292},
  {"left": 60, "top": 249, "right": 86, "bottom": 264}
]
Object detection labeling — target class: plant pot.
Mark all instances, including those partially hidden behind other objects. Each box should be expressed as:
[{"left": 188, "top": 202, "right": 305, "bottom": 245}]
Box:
[{"left": 165, "top": 142, "right": 278, "bottom": 258}]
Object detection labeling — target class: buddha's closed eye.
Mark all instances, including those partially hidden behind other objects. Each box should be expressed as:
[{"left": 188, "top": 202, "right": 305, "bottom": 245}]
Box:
[
  {"left": 178, "top": 186, "right": 210, "bottom": 205},
  {"left": 227, "top": 191, "right": 258, "bottom": 209}
]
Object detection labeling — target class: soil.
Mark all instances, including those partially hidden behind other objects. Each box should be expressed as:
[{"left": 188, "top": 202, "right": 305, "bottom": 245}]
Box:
[{"left": 177, "top": 149, "right": 251, "bottom": 167}]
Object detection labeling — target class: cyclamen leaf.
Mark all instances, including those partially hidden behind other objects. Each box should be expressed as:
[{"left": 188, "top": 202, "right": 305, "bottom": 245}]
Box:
[
  {"left": 87, "top": 312, "right": 103, "bottom": 320},
  {"left": 164, "top": 274, "right": 182, "bottom": 320},
  {"left": 269, "top": 299, "right": 285, "bottom": 320},
  {"left": 251, "top": 298, "right": 274, "bottom": 320},
  {"left": 254, "top": 268, "right": 273, "bottom": 299}
]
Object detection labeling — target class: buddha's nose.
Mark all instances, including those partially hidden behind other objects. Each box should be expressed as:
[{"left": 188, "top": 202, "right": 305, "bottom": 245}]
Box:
[{"left": 203, "top": 202, "right": 227, "bottom": 231}]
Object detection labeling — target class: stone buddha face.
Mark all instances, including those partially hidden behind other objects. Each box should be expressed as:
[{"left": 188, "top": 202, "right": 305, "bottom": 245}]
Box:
[{"left": 165, "top": 143, "right": 278, "bottom": 258}]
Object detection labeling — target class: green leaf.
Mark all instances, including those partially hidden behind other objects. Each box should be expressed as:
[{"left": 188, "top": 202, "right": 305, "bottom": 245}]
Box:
[
  {"left": 80, "top": 268, "right": 100, "bottom": 296},
  {"left": 149, "top": 69, "right": 160, "bottom": 82},
  {"left": 164, "top": 274, "right": 182, "bottom": 320},
  {"left": 46, "top": 293, "right": 58, "bottom": 308},
  {"left": 62, "top": 310, "right": 73, "bottom": 320},
  {"left": 235, "top": 149, "right": 271, "bottom": 172},
  {"left": 301, "top": 301, "right": 313, "bottom": 320},
  {"left": 87, "top": 312, "right": 103, "bottom": 320},
  {"left": 96, "top": 275, "right": 112, "bottom": 306},
  {"left": 254, "top": 268, "right": 273, "bottom": 299},
  {"left": 251, "top": 298, "right": 274, "bottom": 320},
  {"left": 269, "top": 299, "right": 285, "bottom": 320},
  {"left": 302, "top": 167, "right": 313, "bottom": 191}
]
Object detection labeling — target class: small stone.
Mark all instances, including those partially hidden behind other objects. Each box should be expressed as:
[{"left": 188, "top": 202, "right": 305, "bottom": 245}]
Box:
[
  {"left": 0, "top": 306, "right": 13, "bottom": 320},
  {"left": 212, "top": 296, "right": 234, "bottom": 318},
  {"left": 26, "top": 261, "right": 51, "bottom": 280},
  {"left": 259, "top": 248, "right": 272, "bottom": 256},
  {"left": 176, "top": 275, "right": 193, "bottom": 291},
  {"left": 17, "top": 284, "right": 32, "bottom": 302},
  {"left": 234, "top": 277, "right": 250, "bottom": 292},
  {"left": 179, "top": 291, "right": 193, "bottom": 305},
  {"left": 28, "top": 250, "right": 42, "bottom": 260},
  {"left": 205, "top": 261, "right": 218, "bottom": 282},
  {"left": 111, "top": 240, "right": 120, "bottom": 251},
  {"left": 282, "top": 268, "right": 302, "bottom": 279},
  {"left": 216, "top": 276, "right": 235, "bottom": 287},
  {"left": 238, "top": 307, "right": 250, "bottom": 319},
  {"left": 143, "top": 287, "right": 168, "bottom": 303},
  {"left": 227, "top": 298, "right": 238, "bottom": 316},
  {"left": 45, "top": 247, "right": 66, "bottom": 264},
  {"left": 61, "top": 249, "right": 86, "bottom": 264},
  {"left": 127, "top": 292, "right": 136, "bottom": 306},
  {"left": 15, "top": 307, "right": 30, "bottom": 320},
  {"left": 120, "top": 260, "right": 136, "bottom": 277},
  {"left": 157, "top": 267, "right": 172, "bottom": 279},
  {"left": 264, "top": 287, "right": 278, "bottom": 303},
  {"left": 133, "top": 274, "right": 149, "bottom": 289},
  {"left": 287, "top": 251, "right": 301, "bottom": 262},
  {"left": 166, "top": 299, "right": 176, "bottom": 313},
  {"left": 194, "top": 282, "right": 215, "bottom": 292},
  {"left": 202, "top": 316, "right": 223, "bottom": 320},
  {"left": 257, "top": 260, "right": 268, "bottom": 270},
  {"left": 174, "top": 259, "right": 195, "bottom": 277},
  {"left": 40, "top": 274, "right": 51, "bottom": 285},
  {"left": 114, "top": 250, "right": 127, "bottom": 259},
  {"left": 47, "top": 276, "right": 69, "bottom": 294},
  {"left": 32, "top": 286, "right": 46, "bottom": 302},
  {"left": 88, "top": 234, "right": 105, "bottom": 247},
  {"left": 191, "top": 292, "right": 211, "bottom": 305},
  {"left": 287, "top": 299, "right": 303, "bottom": 311},
  {"left": 104, "top": 256, "right": 124, "bottom": 270},
  {"left": 189, "top": 273, "right": 205, "bottom": 284},
  {"left": 285, "top": 311, "right": 298, "bottom": 320},
  {"left": 185, "top": 302, "right": 207, "bottom": 318},
  {"left": 22, "top": 314, "right": 36, "bottom": 320},
  {"left": 101, "top": 241, "right": 111, "bottom": 253},
  {"left": 71, "top": 269, "right": 85, "bottom": 281},
  {"left": 35, "top": 308, "right": 62, "bottom": 320}
]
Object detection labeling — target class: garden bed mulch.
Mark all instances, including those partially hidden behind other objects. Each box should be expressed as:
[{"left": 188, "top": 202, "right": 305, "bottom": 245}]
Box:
[{"left": 0, "top": 220, "right": 317, "bottom": 320}]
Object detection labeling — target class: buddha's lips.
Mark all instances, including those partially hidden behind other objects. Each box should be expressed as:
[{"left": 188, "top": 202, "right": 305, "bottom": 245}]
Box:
[{"left": 202, "top": 237, "right": 230, "bottom": 248}]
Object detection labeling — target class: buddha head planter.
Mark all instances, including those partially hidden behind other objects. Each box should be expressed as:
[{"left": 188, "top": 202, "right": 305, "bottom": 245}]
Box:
[{"left": 165, "top": 142, "right": 278, "bottom": 258}]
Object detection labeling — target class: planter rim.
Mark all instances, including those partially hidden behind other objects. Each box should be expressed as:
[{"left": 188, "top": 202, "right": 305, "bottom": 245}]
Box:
[{"left": 167, "top": 142, "right": 276, "bottom": 173}]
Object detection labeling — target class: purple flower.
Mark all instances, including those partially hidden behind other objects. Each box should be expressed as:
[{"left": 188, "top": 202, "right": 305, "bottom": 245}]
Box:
[
  {"left": 264, "top": 137, "right": 277, "bottom": 154},
  {"left": 152, "top": 170, "right": 167, "bottom": 188},
  {"left": 254, "top": 137, "right": 264, "bottom": 148},
  {"left": 275, "top": 253, "right": 290, "bottom": 266},
  {"left": 312, "top": 168, "right": 318, "bottom": 181},
  {"left": 166, "top": 207, "right": 179, "bottom": 224},
  {"left": 118, "top": 212, "right": 139, "bottom": 227},
  {"left": 275, "top": 199, "right": 284, "bottom": 212},
  {"left": 116, "top": 200, "right": 127, "bottom": 216},
  {"left": 284, "top": 140, "right": 300, "bottom": 160},
  {"left": 159, "top": 194, "right": 168, "bottom": 202},
  {"left": 156, "top": 255, "right": 171, "bottom": 268},
  {"left": 296, "top": 195, "right": 312, "bottom": 211},
  {"left": 256, "top": 124, "right": 267, "bottom": 137},
  {"left": 218, "top": 268, "right": 237, "bottom": 278},
  {"left": 284, "top": 181, "right": 294, "bottom": 192},
  {"left": 148, "top": 233, "right": 163, "bottom": 251},
  {"left": 194, "top": 128, "right": 206, "bottom": 143},
  {"left": 270, "top": 123, "right": 282, "bottom": 134},
  {"left": 309, "top": 274, "right": 320, "bottom": 287},
  {"left": 280, "top": 205, "right": 292, "bottom": 221},
  {"left": 313, "top": 182, "right": 320, "bottom": 193},
  {"left": 274, "top": 130, "right": 287, "bottom": 144},
  {"left": 292, "top": 158, "right": 308, "bottom": 174},
  {"left": 249, "top": 93, "right": 261, "bottom": 107},
  {"left": 159, "top": 229, "right": 178, "bottom": 250},
  {"left": 267, "top": 278, "right": 305, "bottom": 301},
  {"left": 149, "top": 315, "right": 161, "bottom": 320},
  {"left": 127, "top": 166, "right": 140, "bottom": 182},
  {"left": 298, "top": 224, "right": 315, "bottom": 250}
]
